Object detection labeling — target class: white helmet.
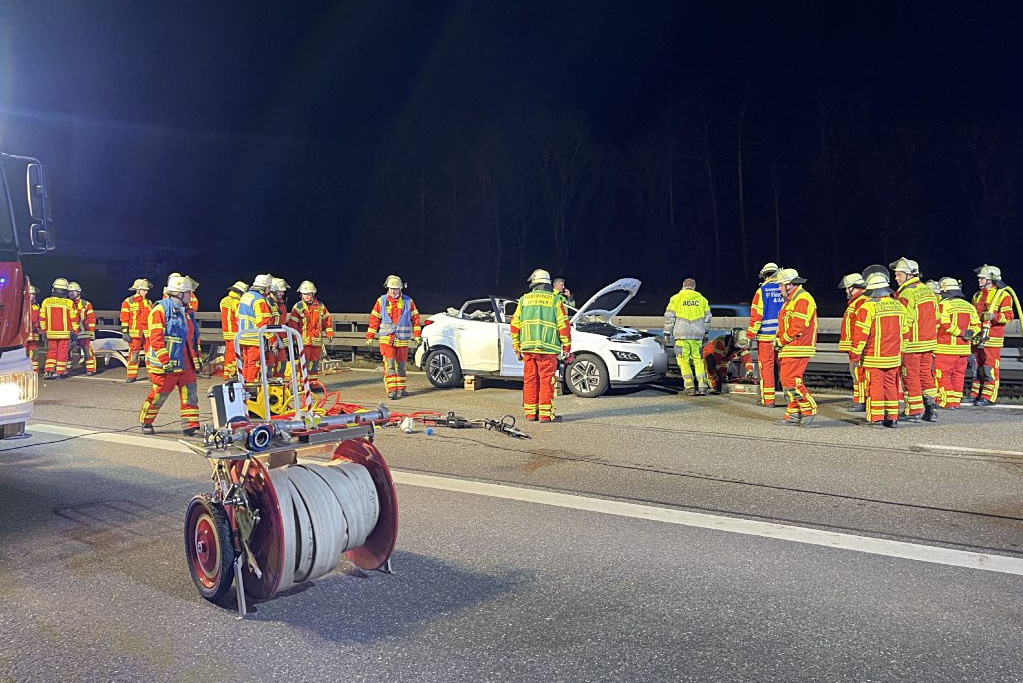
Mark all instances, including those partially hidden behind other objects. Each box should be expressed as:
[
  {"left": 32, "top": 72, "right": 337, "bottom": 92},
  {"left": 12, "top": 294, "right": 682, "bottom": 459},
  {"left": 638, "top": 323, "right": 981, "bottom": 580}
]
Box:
[
  {"left": 252, "top": 273, "right": 273, "bottom": 289},
  {"left": 837, "top": 273, "right": 865, "bottom": 289},
  {"left": 925, "top": 279, "right": 941, "bottom": 295},
  {"left": 167, "top": 272, "right": 181, "bottom": 283},
  {"left": 165, "top": 274, "right": 193, "bottom": 294},
  {"left": 297, "top": 280, "right": 317, "bottom": 295},
  {"left": 889, "top": 257, "right": 918, "bottom": 276},
  {"left": 271, "top": 277, "right": 290, "bottom": 293},
  {"left": 759, "top": 262, "right": 780, "bottom": 279},
  {"left": 67, "top": 281, "right": 82, "bottom": 293},
  {"left": 527, "top": 268, "right": 552, "bottom": 286},
  {"left": 975, "top": 264, "right": 1002, "bottom": 281},
  {"left": 130, "top": 278, "right": 153, "bottom": 291},
  {"left": 52, "top": 277, "right": 70, "bottom": 290},
  {"left": 864, "top": 272, "right": 893, "bottom": 296},
  {"left": 775, "top": 268, "right": 805, "bottom": 285},
  {"left": 185, "top": 276, "right": 199, "bottom": 292},
  {"left": 938, "top": 277, "right": 962, "bottom": 294},
  {"left": 383, "top": 275, "right": 404, "bottom": 289}
]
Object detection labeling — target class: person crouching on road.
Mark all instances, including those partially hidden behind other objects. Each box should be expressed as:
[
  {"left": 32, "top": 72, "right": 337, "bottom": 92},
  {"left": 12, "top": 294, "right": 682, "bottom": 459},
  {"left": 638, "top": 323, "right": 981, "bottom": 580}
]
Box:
[
  {"left": 365, "top": 275, "right": 420, "bottom": 400},
  {"left": 849, "top": 273, "right": 909, "bottom": 428},
  {"left": 237, "top": 274, "right": 275, "bottom": 389},
  {"left": 289, "top": 280, "right": 334, "bottom": 383},
  {"left": 120, "top": 279, "right": 153, "bottom": 383},
  {"left": 702, "top": 328, "right": 754, "bottom": 394},
  {"left": 139, "top": 275, "right": 201, "bottom": 436},
  {"left": 837, "top": 273, "right": 868, "bottom": 412},
  {"left": 68, "top": 281, "right": 97, "bottom": 375},
  {"left": 511, "top": 269, "right": 571, "bottom": 421},
  {"left": 774, "top": 269, "right": 818, "bottom": 426},
  {"left": 745, "top": 263, "right": 785, "bottom": 406},
  {"left": 934, "top": 277, "right": 980, "bottom": 409},
  {"left": 664, "top": 278, "right": 711, "bottom": 396}
]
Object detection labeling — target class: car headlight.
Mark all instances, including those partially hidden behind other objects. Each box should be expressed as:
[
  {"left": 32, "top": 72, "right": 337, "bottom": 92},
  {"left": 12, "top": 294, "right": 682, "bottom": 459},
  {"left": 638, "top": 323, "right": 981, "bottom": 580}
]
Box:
[
  {"left": 0, "top": 371, "right": 37, "bottom": 407},
  {"left": 610, "top": 350, "right": 641, "bottom": 362}
]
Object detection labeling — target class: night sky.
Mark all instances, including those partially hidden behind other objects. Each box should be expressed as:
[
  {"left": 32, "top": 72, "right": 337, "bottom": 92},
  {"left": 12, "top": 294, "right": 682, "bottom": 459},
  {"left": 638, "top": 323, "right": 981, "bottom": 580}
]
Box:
[{"left": 2, "top": 0, "right": 1021, "bottom": 315}]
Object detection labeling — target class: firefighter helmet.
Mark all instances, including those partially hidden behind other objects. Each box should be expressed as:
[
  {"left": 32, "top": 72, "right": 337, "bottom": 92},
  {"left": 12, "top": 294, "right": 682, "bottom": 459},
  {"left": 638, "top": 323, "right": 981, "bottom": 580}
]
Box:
[
  {"left": 29, "top": 285, "right": 40, "bottom": 296},
  {"left": 52, "top": 277, "right": 69, "bottom": 290},
  {"left": 975, "top": 264, "right": 1002, "bottom": 281},
  {"left": 185, "top": 276, "right": 199, "bottom": 292},
  {"left": 759, "top": 262, "right": 780, "bottom": 279},
  {"left": 130, "top": 278, "right": 152, "bottom": 291},
  {"left": 231, "top": 280, "right": 248, "bottom": 294},
  {"left": 775, "top": 268, "right": 805, "bottom": 285},
  {"left": 383, "top": 275, "right": 404, "bottom": 289},
  {"left": 889, "top": 257, "right": 918, "bottom": 275},
  {"left": 864, "top": 272, "right": 893, "bottom": 296},
  {"left": 67, "top": 281, "right": 82, "bottom": 293},
  {"left": 731, "top": 327, "right": 749, "bottom": 349},
  {"left": 252, "top": 273, "right": 273, "bottom": 289},
  {"left": 271, "top": 277, "right": 290, "bottom": 293},
  {"left": 527, "top": 268, "right": 552, "bottom": 286},
  {"left": 837, "top": 273, "right": 865, "bottom": 289},
  {"left": 925, "top": 279, "right": 941, "bottom": 295},
  {"left": 165, "top": 274, "right": 193, "bottom": 293},
  {"left": 938, "top": 277, "right": 962, "bottom": 293},
  {"left": 297, "top": 280, "right": 317, "bottom": 295}
]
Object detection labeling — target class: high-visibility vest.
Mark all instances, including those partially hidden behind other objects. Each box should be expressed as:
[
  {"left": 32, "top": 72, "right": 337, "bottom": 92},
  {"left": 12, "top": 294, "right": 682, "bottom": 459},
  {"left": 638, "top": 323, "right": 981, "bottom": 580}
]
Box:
[
  {"left": 936, "top": 297, "right": 981, "bottom": 356},
  {"left": 366, "top": 295, "right": 418, "bottom": 347},
  {"left": 237, "top": 290, "right": 273, "bottom": 347},
  {"left": 850, "top": 297, "right": 909, "bottom": 368},
  {"left": 39, "top": 296, "right": 79, "bottom": 340},
  {"left": 664, "top": 289, "right": 711, "bottom": 342},
  {"left": 777, "top": 287, "right": 817, "bottom": 358},
  {"left": 145, "top": 299, "right": 198, "bottom": 374},
  {"left": 746, "top": 282, "right": 784, "bottom": 340},
  {"left": 511, "top": 290, "right": 571, "bottom": 355}
]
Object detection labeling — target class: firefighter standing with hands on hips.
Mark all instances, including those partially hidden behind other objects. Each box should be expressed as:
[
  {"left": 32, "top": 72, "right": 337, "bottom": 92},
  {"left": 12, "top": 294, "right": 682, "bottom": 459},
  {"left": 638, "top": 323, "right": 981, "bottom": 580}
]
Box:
[
  {"left": 39, "top": 277, "right": 79, "bottom": 379},
  {"left": 120, "top": 278, "right": 152, "bottom": 383},
  {"left": 366, "top": 275, "right": 421, "bottom": 400},
  {"left": 511, "top": 269, "right": 571, "bottom": 422},
  {"left": 138, "top": 275, "right": 201, "bottom": 436},
  {"left": 289, "top": 280, "right": 334, "bottom": 382},
  {"left": 68, "top": 281, "right": 97, "bottom": 375},
  {"left": 773, "top": 268, "right": 819, "bottom": 426},
  {"left": 745, "top": 263, "right": 785, "bottom": 406},
  {"left": 970, "top": 264, "right": 1021, "bottom": 405},
  {"left": 837, "top": 272, "right": 868, "bottom": 412}
]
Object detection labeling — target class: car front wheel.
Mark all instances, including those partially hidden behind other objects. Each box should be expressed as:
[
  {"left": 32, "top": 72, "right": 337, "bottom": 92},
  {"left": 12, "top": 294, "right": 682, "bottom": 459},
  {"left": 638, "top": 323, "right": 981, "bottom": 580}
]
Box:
[
  {"left": 425, "top": 348, "right": 463, "bottom": 388},
  {"left": 566, "top": 354, "right": 610, "bottom": 398}
]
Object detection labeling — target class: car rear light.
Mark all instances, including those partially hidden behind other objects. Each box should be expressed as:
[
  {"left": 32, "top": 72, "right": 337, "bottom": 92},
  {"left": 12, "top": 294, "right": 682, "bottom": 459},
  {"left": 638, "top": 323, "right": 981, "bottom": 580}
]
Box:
[{"left": 422, "top": 319, "right": 433, "bottom": 327}]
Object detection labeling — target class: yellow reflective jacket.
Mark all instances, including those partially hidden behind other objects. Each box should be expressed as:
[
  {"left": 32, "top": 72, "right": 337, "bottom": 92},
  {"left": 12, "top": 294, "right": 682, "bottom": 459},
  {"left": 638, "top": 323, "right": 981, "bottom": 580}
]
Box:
[{"left": 664, "top": 289, "right": 711, "bottom": 342}]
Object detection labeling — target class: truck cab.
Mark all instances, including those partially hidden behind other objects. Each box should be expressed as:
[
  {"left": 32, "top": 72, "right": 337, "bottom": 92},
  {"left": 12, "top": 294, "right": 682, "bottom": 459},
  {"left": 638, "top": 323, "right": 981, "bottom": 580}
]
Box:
[{"left": 0, "top": 153, "right": 54, "bottom": 437}]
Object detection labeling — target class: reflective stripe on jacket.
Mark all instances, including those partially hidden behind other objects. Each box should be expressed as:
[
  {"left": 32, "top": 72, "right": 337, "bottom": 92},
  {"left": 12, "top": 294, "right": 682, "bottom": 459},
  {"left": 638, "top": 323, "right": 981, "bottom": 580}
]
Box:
[
  {"left": 366, "top": 295, "right": 418, "bottom": 347},
  {"left": 746, "top": 283, "right": 784, "bottom": 340},
  {"left": 850, "top": 297, "right": 909, "bottom": 368},
  {"left": 289, "top": 299, "right": 334, "bottom": 346},
  {"left": 511, "top": 290, "right": 571, "bottom": 355},
  {"left": 120, "top": 295, "right": 151, "bottom": 338},
  {"left": 72, "top": 299, "right": 96, "bottom": 339},
  {"left": 972, "top": 287, "right": 1015, "bottom": 348},
  {"left": 219, "top": 291, "right": 241, "bottom": 341},
  {"left": 145, "top": 299, "right": 198, "bottom": 374},
  {"left": 777, "top": 287, "right": 817, "bottom": 358},
  {"left": 936, "top": 297, "right": 981, "bottom": 356},
  {"left": 39, "top": 297, "right": 79, "bottom": 339},
  {"left": 664, "top": 289, "right": 711, "bottom": 342},
  {"left": 237, "top": 290, "right": 273, "bottom": 347},
  {"left": 838, "top": 294, "right": 868, "bottom": 352},
  {"left": 896, "top": 277, "right": 938, "bottom": 353}
]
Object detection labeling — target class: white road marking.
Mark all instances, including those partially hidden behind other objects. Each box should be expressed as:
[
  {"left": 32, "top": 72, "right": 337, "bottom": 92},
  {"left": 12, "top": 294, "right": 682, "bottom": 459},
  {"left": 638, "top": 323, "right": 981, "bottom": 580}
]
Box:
[
  {"left": 24, "top": 422, "right": 1023, "bottom": 576},
  {"left": 391, "top": 471, "right": 1023, "bottom": 576},
  {"left": 914, "top": 443, "right": 1023, "bottom": 459}
]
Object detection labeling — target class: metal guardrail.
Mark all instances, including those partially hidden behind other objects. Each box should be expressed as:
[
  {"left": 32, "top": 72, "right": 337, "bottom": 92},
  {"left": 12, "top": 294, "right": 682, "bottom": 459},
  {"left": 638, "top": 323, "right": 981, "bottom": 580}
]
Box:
[{"left": 90, "top": 311, "right": 1023, "bottom": 378}]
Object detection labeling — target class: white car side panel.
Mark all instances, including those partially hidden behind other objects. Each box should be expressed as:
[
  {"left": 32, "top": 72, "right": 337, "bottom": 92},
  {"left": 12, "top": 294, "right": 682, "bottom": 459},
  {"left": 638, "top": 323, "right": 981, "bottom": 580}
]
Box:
[
  {"left": 498, "top": 323, "right": 524, "bottom": 377},
  {"left": 453, "top": 319, "right": 501, "bottom": 372}
]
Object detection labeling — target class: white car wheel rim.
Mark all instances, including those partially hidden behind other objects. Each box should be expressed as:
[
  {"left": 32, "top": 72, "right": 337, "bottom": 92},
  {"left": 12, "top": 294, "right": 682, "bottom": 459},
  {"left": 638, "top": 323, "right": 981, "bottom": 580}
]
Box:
[
  {"left": 570, "top": 360, "right": 599, "bottom": 393},
  {"left": 430, "top": 353, "right": 454, "bottom": 383}
]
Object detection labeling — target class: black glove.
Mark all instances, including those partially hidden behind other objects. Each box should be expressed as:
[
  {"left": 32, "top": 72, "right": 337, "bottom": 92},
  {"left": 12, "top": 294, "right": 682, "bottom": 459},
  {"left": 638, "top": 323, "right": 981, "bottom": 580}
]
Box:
[
  {"left": 122, "top": 331, "right": 132, "bottom": 343},
  {"left": 961, "top": 329, "right": 974, "bottom": 341}
]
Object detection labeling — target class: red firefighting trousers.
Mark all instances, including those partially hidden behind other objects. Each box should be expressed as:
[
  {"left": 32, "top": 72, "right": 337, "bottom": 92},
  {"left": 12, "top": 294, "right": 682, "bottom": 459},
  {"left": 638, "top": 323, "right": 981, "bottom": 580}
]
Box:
[
  {"left": 970, "top": 347, "right": 1001, "bottom": 403},
  {"left": 522, "top": 353, "right": 558, "bottom": 421},
  {"left": 757, "top": 340, "right": 777, "bottom": 406},
  {"left": 865, "top": 366, "right": 899, "bottom": 422},
  {"left": 779, "top": 357, "right": 816, "bottom": 419},
  {"left": 901, "top": 351, "right": 935, "bottom": 416},
  {"left": 933, "top": 354, "right": 968, "bottom": 408},
  {"left": 127, "top": 336, "right": 145, "bottom": 380},
  {"left": 380, "top": 343, "right": 408, "bottom": 393},
  {"left": 222, "top": 340, "right": 237, "bottom": 378},
  {"left": 139, "top": 368, "right": 199, "bottom": 428},
  {"left": 45, "top": 338, "right": 70, "bottom": 375}
]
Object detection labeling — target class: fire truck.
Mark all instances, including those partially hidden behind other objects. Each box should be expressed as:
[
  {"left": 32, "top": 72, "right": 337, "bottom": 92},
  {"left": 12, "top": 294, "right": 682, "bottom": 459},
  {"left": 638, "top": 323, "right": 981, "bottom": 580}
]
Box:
[{"left": 0, "top": 153, "right": 54, "bottom": 438}]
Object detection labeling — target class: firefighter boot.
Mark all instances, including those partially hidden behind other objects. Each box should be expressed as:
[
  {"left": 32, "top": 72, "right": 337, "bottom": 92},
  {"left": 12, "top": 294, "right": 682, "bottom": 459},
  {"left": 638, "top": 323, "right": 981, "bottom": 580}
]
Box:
[
  {"left": 141, "top": 424, "right": 155, "bottom": 435},
  {"left": 922, "top": 397, "right": 938, "bottom": 423}
]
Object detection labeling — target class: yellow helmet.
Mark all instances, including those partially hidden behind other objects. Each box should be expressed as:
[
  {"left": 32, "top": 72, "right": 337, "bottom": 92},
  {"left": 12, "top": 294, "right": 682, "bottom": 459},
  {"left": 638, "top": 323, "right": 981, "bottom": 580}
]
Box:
[
  {"left": 938, "top": 277, "right": 962, "bottom": 293},
  {"left": 889, "top": 257, "right": 919, "bottom": 276},
  {"left": 527, "top": 268, "right": 552, "bottom": 286},
  {"left": 52, "top": 277, "right": 70, "bottom": 290},
  {"left": 383, "top": 275, "right": 404, "bottom": 289},
  {"left": 864, "top": 272, "right": 893, "bottom": 296},
  {"left": 29, "top": 285, "right": 40, "bottom": 296},
  {"left": 130, "top": 278, "right": 152, "bottom": 291},
  {"left": 297, "top": 280, "right": 317, "bottom": 295},
  {"left": 775, "top": 268, "right": 805, "bottom": 285},
  {"left": 67, "top": 281, "right": 82, "bottom": 293},
  {"left": 165, "top": 274, "right": 193, "bottom": 294},
  {"left": 837, "top": 272, "right": 865, "bottom": 289},
  {"left": 271, "top": 277, "right": 290, "bottom": 293},
  {"left": 759, "top": 262, "right": 780, "bottom": 279},
  {"left": 230, "top": 280, "right": 248, "bottom": 293},
  {"left": 975, "top": 264, "right": 1002, "bottom": 281},
  {"left": 252, "top": 273, "right": 273, "bottom": 289}
]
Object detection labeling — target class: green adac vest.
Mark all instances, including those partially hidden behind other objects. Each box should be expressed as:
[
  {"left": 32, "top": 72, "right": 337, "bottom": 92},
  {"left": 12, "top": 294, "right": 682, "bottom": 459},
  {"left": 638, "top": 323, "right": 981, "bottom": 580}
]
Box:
[{"left": 514, "top": 290, "right": 565, "bottom": 354}]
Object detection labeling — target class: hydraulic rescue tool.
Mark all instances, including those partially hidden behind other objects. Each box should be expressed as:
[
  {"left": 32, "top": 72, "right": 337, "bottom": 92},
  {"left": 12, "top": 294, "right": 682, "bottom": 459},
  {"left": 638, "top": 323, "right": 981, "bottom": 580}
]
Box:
[{"left": 181, "top": 326, "right": 398, "bottom": 618}]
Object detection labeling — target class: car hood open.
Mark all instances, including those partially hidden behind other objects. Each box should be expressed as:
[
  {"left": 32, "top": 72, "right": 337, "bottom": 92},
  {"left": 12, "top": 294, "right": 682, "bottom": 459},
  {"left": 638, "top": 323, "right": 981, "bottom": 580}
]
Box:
[{"left": 570, "top": 278, "right": 641, "bottom": 325}]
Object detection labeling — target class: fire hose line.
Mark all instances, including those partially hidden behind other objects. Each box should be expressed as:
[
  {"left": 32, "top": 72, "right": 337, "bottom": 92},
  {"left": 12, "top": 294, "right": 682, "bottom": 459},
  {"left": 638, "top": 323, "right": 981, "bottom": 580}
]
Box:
[{"left": 267, "top": 460, "right": 380, "bottom": 592}]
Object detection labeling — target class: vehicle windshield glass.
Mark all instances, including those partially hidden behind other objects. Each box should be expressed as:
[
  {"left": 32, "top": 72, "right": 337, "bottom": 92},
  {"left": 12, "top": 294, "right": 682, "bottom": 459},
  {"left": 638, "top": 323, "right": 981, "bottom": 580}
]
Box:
[{"left": 0, "top": 166, "right": 14, "bottom": 254}]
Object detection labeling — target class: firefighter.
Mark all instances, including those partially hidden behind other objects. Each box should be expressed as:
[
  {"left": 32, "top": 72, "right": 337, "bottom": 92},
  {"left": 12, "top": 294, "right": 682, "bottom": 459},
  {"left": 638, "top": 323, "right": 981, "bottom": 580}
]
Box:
[
  {"left": 268, "top": 278, "right": 291, "bottom": 377},
  {"left": 837, "top": 273, "right": 868, "bottom": 412},
  {"left": 219, "top": 281, "right": 247, "bottom": 378},
  {"left": 774, "top": 269, "right": 818, "bottom": 426},
  {"left": 934, "top": 277, "right": 980, "bottom": 409},
  {"left": 664, "top": 278, "right": 712, "bottom": 396},
  {"left": 745, "top": 262, "right": 785, "bottom": 406},
  {"left": 850, "top": 272, "right": 910, "bottom": 428},
  {"left": 39, "top": 278, "right": 80, "bottom": 379},
  {"left": 67, "top": 281, "right": 97, "bottom": 375},
  {"left": 120, "top": 278, "right": 153, "bottom": 383},
  {"left": 289, "top": 280, "right": 334, "bottom": 383},
  {"left": 366, "top": 275, "right": 421, "bottom": 399},
  {"left": 553, "top": 278, "right": 576, "bottom": 308},
  {"left": 969, "top": 264, "right": 1020, "bottom": 405},
  {"left": 237, "top": 274, "right": 275, "bottom": 387},
  {"left": 139, "top": 275, "right": 201, "bottom": 436},
  {"left": 702, "top": 328, "right": 754, "bottom": 394},
  {"left": 26, "top": 285, "right": 41, "bottom": 373},
  {"left": 510, "top": 269, "right": 572, "bottom": 421},
  {"left": 164, "top": 272, "right": 200, "bottom": 312},
  {"left": 891, "top": 257, "right": 939, "bottom": 422}
]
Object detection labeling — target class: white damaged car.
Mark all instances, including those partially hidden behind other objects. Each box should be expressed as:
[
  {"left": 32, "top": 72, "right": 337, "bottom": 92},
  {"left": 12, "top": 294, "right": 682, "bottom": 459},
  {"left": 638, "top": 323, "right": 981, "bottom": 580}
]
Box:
[{"left": 414, "top": 278, "right": 667, "bottom": 398}]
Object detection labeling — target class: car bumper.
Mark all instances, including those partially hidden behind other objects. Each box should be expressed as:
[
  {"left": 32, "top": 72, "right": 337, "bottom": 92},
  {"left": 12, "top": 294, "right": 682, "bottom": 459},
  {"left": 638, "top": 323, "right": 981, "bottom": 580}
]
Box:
[{"left": 608, "top": 350, "right": 668, "bottom": 385}]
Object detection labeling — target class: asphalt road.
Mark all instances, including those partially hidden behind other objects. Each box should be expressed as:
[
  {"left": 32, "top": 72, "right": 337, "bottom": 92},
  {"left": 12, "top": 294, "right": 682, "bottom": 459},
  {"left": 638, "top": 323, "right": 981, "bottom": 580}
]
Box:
[{"left": 1, "top": 366, "right": 1021, "bottom": 682}]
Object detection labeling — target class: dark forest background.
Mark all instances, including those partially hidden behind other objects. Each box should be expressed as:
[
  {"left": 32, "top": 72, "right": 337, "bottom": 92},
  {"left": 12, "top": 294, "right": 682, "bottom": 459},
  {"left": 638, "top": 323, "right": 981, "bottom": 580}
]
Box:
[{"left": 3, "top": 1, "right": 1021, "bottom": 316}]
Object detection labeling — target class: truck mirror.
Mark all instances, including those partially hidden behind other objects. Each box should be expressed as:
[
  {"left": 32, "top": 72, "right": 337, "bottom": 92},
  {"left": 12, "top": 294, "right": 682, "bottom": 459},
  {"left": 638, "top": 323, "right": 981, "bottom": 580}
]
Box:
[
  {"left": 28, "top": 221, "right": 53, "bottom": 251},
  {"left": 26, "top": 163, "right": 52, "bottom": 224}
]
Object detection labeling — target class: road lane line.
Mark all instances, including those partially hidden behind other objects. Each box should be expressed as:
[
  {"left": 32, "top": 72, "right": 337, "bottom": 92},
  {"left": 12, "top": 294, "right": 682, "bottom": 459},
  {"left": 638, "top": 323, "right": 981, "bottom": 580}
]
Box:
[
  {"left": 28, "top": 422, "right": 1023, "bottom": 575},
  {"left": 391, "top": 471, "right": 1023, "bottom": 576},
  {"left": 914, "top": 443, "right": 1023, "bottom": 459}
]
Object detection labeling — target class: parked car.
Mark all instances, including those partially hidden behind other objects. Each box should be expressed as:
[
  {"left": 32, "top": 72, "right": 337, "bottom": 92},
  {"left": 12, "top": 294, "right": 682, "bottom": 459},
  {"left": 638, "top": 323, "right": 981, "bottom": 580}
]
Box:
[{"left": 414, "top": 278, "right": 667, "bottom": 398}]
